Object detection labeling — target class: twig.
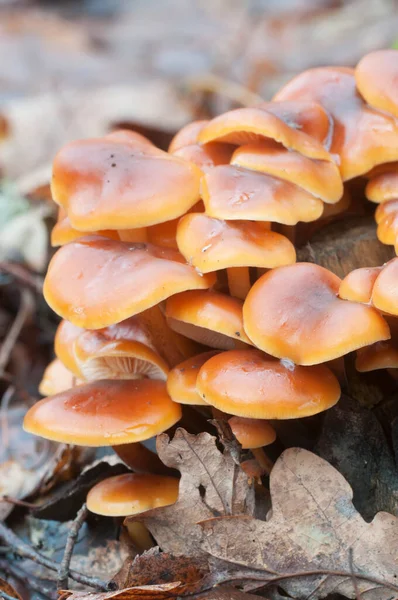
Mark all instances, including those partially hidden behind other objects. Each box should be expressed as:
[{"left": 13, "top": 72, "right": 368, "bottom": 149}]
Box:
[
  {"left": 0, "top": 288, "right": 34, "bottom": 376},
  {"left": 57, "top": 503, "right": 88, "bottom": 590},
  {"left": 0, "top": 262, "right": 43, "bottom": 294},
  {"left": 0, "top": 386, "right": 14, "bottom": 453},
  {"left": 0, "top": 521, "right": 107, "bottom": 591},
  {"left": 0, "top": 496, "right": 36, "bottom": 509},
  {"left": 185, "top": 73, "right": 264, "bottom": 107},
  {"left": 0, "top": 591, "right": 19, "bottom": 600},
  {"left": 0, "top": 559, "right": 53, "bottom": 599}
]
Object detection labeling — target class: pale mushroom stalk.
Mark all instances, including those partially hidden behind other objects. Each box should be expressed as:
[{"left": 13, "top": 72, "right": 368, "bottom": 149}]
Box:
[
  {"left": 118, "top": 228, "right": 148, "bottom": 242},
  {"left": 251, "top": 447, "right": 274, "bottom": 475},
  {"left": 227, "top": 267, "right": 251, "bottom": 300},
  {"left": 126, "top": 521, "right": 154, "bottom": 552}
]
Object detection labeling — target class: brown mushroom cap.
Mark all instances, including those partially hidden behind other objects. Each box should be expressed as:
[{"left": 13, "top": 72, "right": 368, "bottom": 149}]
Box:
[
  {"left": 167, "top": 350, "right": 218, "bottom": 405},
  {"left": 44, "top": 236, "right": 215, "bottom": 329},
  {"left": 197, "top": 106, "right": 331, "bottom": 160},
  {"left": 243, "top": 263, "right": 390, "bottom": 365},
  {"left": 166, "top": 289, "right": 252, "bottom": 349},
  {"left": 23, "top": 379, "right": 182, "bottom": 446},
  {"left": 39, "top": 359, "right": 78, "bottom": 396},
  {"left": 375, "top": 199, "right": 398, "bottom": 246},
  {"left": 355, "top": 49, "right": 398, "bottom": 119},
  {"left": 54, "top": 319, "right": 84, "bottom": 377},
  {"left": 196, "top": 349, "right": 341, "bottom": 419},
  {"left": 73, "top": 318, "right": 169, "bottom": 381},
  {"left": 372, "top": 258, "right": 398, "bottom": 316},
  {"left": 231, "top": 143, "right": 343, "bottom": 204},
  {"left": 274, "top": 66, "right": 398, "bottom": 181},
  {"left": 228, "top": 416, "right": 276, "bottom": 449},
  {"left": 176, "top": 213, "right": 295, "bottom": 273},
  {"left": 86, "top": 473, "right": 179, "bottom": 517},
  {"left": 51, "top": 130, "right": 201, "bottom": 231},
  {"left": 201, "top": 165, "right": 324, "bottom": 225},
  {"left": 339, "top": 267, "right": 383, "bottom": 303}
]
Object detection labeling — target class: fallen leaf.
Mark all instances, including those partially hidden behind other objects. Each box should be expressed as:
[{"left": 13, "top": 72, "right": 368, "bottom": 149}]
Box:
[
  {"left": 0, "top": 577, "right": 22, "bottom": 600},
  {"left": 199, "top": 448, "right": 398, "bottom": 600},
  {"left": 58, "top": 582, "right": 181, "bottom": 600},
  {"left": 196, "top": 586, "right": 270, "bottom": 600},
  {"left": 126, "top": 429, "right": 255, "bottom": 556},
  {"left": 112, "top": 547, "right": 209, "bottom": 595}
]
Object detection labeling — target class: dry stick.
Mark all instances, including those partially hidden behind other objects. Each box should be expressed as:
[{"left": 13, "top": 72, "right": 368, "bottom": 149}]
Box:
[
  {"left": 0, "top": 521, "right": 108, "bottom": 591},
  {"left": 0, "top": 591, "right": 19, "bottom": 600},
  {"left": 0, "top": 262, "right": 43, "bottom": 294},
  {"left": 0, "top": 386, "right": 14, "bottom": 452},
  {"left": 57, "top": 503, "right": 88, "bottom": 591},
  {"left": 0, "top": 496, "right": 37, "bottom": 509},
  {"left": 0, "top": 288, "right": 34, "bottom": 376}
]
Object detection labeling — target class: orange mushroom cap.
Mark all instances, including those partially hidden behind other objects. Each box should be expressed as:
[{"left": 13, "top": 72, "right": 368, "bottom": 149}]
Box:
[
  {"left": 39, "top": 359, "right": 79, "bottom": 396},
  {"left": 167, "top": 350, "right": 219, "bottom": 405},
  {"left": 166, "top": 289, "right": 252, "bottom": 349},
  {"left": 86, "top": 473, "right": 179, "bottom": 517},
  {"left": 365, "top": 172, "right": 398, "bottom": 204},
  {"left": 176, "top": 213, "right": 295, "bottom": 273},
  {"left": 54, "top": 319, "right": 84, "bottom": 377},
  {"left": 172, "top": 142, "right": 234, "bottom": 174},
  {"left": 274, "top": 67, "right": 398, "bottom": 181},
  {"left": 51, "top": 208, "right": 120, "bottom": 247},
  {"left": 73, "top": 318, "right": 169, "bottom": 381},
  {"left": 201, "top": 165, "right": 324, "bottom": 225},
  {"left": 196, "top": 349, "right": 341, "bottom": 419},
  {"left": 371, "top": 258, "right": 398, "bottom": 316},
  {"left": 197, "top": 106, "right": 332, "bottom": 161},
  {"left": 228, "top": 416, "right": 276, "bottom": 449},
  {"left": 355, "top": 49, "right": 398, "bottom": 119},
  {"left": 23, "top": 379, "right": 182, "bottom": 446},
  {"left": 258, "top": 100, "right": 332, "bottom": 144},
  {"left": 243, "top": 263, "right": 390, "bottom": 365},
  {"left": 51, "top": 130, "right": 201, "bottom": 231},
  {"left": 339, "top": 266, "right": 383, "bottom": 303},
  {"left": 375, "top": 199, "right": 398, "bottom": 246},
  {"left": 44, "top": 236, "right": 215, "bottom": 329},
  {"left": 168, "top": 120, "right": 209, "bottom": 152},
  {"left": 356, "top": 341, "right": 398, "bottom": 372},
  {"left": 231, "top": 143, "right": 343, "bottom": 204}
]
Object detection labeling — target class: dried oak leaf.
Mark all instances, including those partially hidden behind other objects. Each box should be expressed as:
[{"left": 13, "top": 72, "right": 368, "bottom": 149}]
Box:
[
  {"left": 0, "top": 576, "right": 22, "bottom": 600},
  {"left": 126, "top": 429, "right": 255, "bottom": 556},
  {"left": 58, "top": 582, "right": 181, "bottom": 600},
  {"left": 200, "top": 448, "right": 398, "bottom": 600}
]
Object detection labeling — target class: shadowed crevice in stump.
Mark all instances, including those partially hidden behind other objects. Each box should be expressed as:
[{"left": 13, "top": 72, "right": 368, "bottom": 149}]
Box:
[{"left": 297, "top": 216, "right": 395, "bottom": 278}]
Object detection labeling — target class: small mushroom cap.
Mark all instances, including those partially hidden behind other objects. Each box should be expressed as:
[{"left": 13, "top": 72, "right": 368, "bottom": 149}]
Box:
[
  {"left": 177, "top": 213, "right": 296, "bottom": 273},
  {"left": 173, "top": 142, "right": 234, "bottom": 173},
  {"left": 258, "top": 100, "right": 331, "bottom": 144},
  {"left": 243, "top": 263, "right": 390, "bottom": 365},
  {"left": 39, "top": 359, "right": 78, "bottom": 396},
  {"left": 51, "top": 131, "right": 201, "bottom": 231},
  {"left": 196, "top": 349, "right": 341, "bottom": 419},
  {"left": 375, "top": 199, "right": 398, "bottom": 246},
  {"left": 44, "top": 236, "right": 215, "bottom": 329},
  {"left": 169, "top": 120, "right": 208, "bottom": 152},
  {"left": 167, "top": 350, "right": 219, "bottom": 405},
  {"left": 231, "top": 143, "right": 343, "bottom": 204},
  {"left": 73, "top": 319, "right": 169, "bottom": 381},
  {"left": 166, "top": 290, "right": 252, "bottom": 349},
  {"left": 356, "top": 341, "right": 398, "bottom": 372},
  {"left": 54, "top": 320, "right": 84, "bottom": 377},
  {"left": 51, "top": 208, "right": 119, "bottom": 247},
  {"left": 372, "top": 258, "right": 398, "bottom": 316},
  {"left": 339, "top": 267, "right": 383, "bottom": 303},
  {"left": 23, "top": 379, "right": 182, "bottom": 446},
  {"left": 274, "top": 66, "right": 398, "bottom": 181},
  {"left": 197, "top": 107, "right": 331, "bottom": 161},
  {"left": 355, "top": 50, "right": 398, "bottom": 118},
  {"left": 86, "top": 473, "right": 179, "bottom": 517},
  {"left": 366, "top": 172, "right": 398, "bottom": 204},
  {"left": 228, "top": 416, "right": 276, "bottom": 449},
  {"left": 201, "top": 165, "right": 324, "bottom": 225}
]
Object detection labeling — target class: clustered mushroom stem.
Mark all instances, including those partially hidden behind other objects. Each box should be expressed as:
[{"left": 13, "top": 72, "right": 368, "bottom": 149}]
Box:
[
  {"left": 118, "top": 227, "right": 148, "bottom": 242},
  {"left": 227, "top": 267, "right": 251, "bottom": 300},
  {"left": 251, "top": 447, "right": 274, "bottom": 475},
  {"left": 139, "top": 305, "right": 185, "bottom": 366},
  {"left": 126, "top": 521, "right": 154, "bottom": 552}
]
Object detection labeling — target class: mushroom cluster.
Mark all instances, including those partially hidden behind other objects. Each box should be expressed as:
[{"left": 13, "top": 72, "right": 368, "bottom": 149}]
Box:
[{"left": 24, "top": 49, "right": 398, "bottom": 525}]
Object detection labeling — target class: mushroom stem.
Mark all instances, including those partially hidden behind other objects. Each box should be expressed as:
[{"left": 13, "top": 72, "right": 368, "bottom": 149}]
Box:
[
  {"left": 118, "top": 228, "right": 148, "bottom": 242},
  {"left": 227, "top": 267, "right": 251, "bottom": 300},
  {"left": 126, "top": 521, "right": 154, "bottom": 552},
  {"left": 251, "top": 447, "right": 274, "bottom": 475},
  {"left": 139, "top": 306, "right": 185, "bottom": 367},
  {"left": 112, "top": 442, "right": 173, "bottom": 476}
]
